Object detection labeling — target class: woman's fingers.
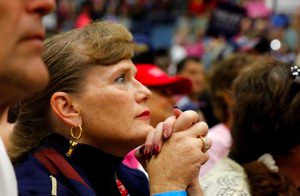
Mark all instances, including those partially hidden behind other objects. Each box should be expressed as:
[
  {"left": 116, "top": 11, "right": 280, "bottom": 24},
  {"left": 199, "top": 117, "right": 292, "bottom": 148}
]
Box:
[
  {"left": 138, "top": 110, "right": 210, "bottom": 161},
  {"left": 161, "top": 108, "right": 182, "bottom": 139},
  {"left": 176, "top": 121, "right": 211, "bottom": 153},
  {"left": 147, "top": 133, "right": 209, "bottom": 193},
  {"left": 136, "top": 122, "right": 164, "bottom": 161},
  {"left": 178, "top": 121, "right": 208, "bottom": 138},
  {"left": 140, "top": 126, "right": 156, "bottom": 159},
  {"left": 151, "top": 122, "right": 164, "bottom": 155},
  {"left": 199, "top": 135, "right": 212, "bottom": 153},
  {"left": 152, "top": 111, "right": 210, "bottom": 157},
  {"left": 173, "top": 110, "right": 200, "bottom": 133},
  {"left": 162, "top": 116, "right": 176, "bottom": 139},
  {"left": 173, "top": 107, "right": 182, "bottom": 118}
]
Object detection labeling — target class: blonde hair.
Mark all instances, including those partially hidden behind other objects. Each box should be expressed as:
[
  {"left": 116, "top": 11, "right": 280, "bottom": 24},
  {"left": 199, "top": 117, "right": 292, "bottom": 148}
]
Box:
[{"left": 10, "top": 21, "right": 134, "bottom": 162}]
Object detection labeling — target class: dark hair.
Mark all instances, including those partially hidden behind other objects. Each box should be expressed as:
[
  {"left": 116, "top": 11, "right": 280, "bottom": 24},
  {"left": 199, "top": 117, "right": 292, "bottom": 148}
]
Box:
[
  {"left": 176, "top": 56, "right": 200, "bottom": 74},
  {"left": 230, "top": 57, "right": 300, "bottom": 195},
  {"left": 208, "top": 53, "right": 253, "bottom": 123},
  {"left": 81, "top": 0, "right": 93, "bottom": 8},
  {"left": 244, "top": 161, "right": 299, "bottom": 196},
  {"left": 7, "top": 104, "right": 20, "bottom": 123},
  {"left": 9, "top": 21, "right": 134, "bottom": 162}
]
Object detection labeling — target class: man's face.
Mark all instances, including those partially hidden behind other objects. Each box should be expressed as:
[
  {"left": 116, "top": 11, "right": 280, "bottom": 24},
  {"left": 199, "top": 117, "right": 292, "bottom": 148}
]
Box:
[
  {"left": 179, "top": 60, "right": 205, "bottom": 95},
  {"left": 0, "top": 0, "right": 55, "bottom": 105}
]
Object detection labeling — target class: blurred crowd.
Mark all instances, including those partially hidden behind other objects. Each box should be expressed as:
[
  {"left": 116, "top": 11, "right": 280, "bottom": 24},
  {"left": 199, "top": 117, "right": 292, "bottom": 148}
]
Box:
[
  {"left": 45, "top": 0, "right": 300, "bottom": 71},
  {"left": 0, "top": 0, "right": 299, "bottom": 195},
  {"left": 41, "top": 0, "right": 300, "bottom": 132}
]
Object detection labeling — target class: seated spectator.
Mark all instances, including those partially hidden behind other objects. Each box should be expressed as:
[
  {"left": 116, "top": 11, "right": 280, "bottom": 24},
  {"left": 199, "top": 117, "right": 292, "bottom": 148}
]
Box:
[
  {"left": 10, "top": 21, "right": 210, "bottom": 195},
  {"left": 176, "top": 56, "right": 218, "bottom": 127},
  {"left": 135, "top": 64, "right": 192, "bottom": 126},
  {"left": 200, "top": 53, "right": 254, "bottom": 176},
  {"left": 201, "top": 57, "right": 300, "bottom": 195}
]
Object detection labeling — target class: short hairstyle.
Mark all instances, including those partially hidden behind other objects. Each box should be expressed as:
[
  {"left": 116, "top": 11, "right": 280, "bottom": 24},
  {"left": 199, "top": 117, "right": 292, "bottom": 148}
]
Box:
[{"left": 176, "top": 56, "right": 201, "bottom": 74}]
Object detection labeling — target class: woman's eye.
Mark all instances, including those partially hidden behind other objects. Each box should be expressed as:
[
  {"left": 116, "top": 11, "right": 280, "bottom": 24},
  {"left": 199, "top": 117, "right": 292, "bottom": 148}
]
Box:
[{"left": 115, "top": 74, "right": 126, "bottom": 84}]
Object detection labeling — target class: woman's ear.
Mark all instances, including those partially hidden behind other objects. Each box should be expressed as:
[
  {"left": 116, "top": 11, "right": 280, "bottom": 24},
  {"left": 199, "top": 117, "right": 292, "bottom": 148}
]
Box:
[{"left": 50, "top": 92, "right": 82, "bottom": 127}]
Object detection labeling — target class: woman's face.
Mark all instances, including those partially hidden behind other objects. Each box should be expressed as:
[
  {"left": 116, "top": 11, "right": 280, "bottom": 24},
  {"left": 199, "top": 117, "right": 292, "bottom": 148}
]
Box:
[{"left": 74, "top": 59, "right": 152, "bottom": 156}]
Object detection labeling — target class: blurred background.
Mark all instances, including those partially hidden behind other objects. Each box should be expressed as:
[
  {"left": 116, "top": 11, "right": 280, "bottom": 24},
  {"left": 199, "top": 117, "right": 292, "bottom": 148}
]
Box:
[{"left": 44, "top": 0, "right": 300, "bottom": 72}]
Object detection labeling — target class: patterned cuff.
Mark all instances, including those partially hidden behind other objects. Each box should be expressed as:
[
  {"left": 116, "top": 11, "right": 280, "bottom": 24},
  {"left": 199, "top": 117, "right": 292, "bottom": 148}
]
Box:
[{"left": 152, "top": 190, "right": 187, "bottom": 196}]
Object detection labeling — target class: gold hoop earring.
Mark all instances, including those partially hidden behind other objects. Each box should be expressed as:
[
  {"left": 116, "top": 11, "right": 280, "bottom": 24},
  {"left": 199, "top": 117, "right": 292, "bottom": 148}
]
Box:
[{"left": 66, "top": 125, "right": 83, "bottom": 157}]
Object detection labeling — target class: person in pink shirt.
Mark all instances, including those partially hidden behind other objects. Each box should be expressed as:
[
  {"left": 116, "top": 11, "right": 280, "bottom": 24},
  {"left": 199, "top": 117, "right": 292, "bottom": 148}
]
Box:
[{"left": 200, "top": 53, "right": 255, "bottom": 176}]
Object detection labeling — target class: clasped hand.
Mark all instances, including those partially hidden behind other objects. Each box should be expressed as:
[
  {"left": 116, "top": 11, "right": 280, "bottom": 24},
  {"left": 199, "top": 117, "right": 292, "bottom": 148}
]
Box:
[{"left": 136, "top": 109, "right": 211, "bottom": 195}]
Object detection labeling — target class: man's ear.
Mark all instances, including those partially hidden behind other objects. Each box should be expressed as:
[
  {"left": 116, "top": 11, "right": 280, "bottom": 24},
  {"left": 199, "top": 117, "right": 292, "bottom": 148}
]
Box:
[{"left": 50, "top": 92, "right": 82, "bottom": 127}]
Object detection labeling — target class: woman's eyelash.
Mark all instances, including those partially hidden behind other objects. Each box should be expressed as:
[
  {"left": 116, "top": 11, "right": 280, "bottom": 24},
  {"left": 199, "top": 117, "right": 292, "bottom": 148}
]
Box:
[{"left": 115, "top": 74, "right": 126, "bottom": 83}]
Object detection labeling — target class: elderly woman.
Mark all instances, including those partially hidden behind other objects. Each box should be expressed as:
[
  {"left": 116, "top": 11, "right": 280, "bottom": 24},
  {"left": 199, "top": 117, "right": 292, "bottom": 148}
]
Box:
[
  {"left": 10, "top": 21, "right": 210, "bottom": 195},
  {"left": 201, "top": 58, "right": 300, "bottom": 195}
]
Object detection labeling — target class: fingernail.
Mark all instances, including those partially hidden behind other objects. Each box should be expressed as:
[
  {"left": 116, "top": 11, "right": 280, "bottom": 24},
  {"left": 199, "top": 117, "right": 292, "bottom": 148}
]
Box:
[
  {"left": 152, "top": 144, "right": 160, "bottom": 155},
  {"left": 163, "top": 132, "right": 168, "bottom": 140},
  {"left": 163, "top": 126, "right": 170, "bottom": 139}
]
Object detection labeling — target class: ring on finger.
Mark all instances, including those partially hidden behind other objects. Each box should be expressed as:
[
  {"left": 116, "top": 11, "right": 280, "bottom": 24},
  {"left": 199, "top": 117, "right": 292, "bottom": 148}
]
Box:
[{"left": 199, "top": 136, "right": 210, "bottom": 153}]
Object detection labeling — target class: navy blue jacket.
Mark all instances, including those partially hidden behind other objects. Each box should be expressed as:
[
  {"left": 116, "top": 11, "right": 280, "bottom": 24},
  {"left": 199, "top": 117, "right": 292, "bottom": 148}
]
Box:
[{"left": 15, "top": 134, "right": 150, "bottom": 196}]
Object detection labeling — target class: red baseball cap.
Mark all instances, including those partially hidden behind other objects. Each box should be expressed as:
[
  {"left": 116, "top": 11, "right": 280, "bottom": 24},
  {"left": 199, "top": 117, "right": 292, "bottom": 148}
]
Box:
[{"left": 135, "top": 64, "right": 192, "bottom": 94}]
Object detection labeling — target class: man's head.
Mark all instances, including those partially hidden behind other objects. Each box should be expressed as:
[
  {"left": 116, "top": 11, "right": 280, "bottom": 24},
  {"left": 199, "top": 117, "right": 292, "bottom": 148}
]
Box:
[
  {"left": 0, "top": 0, "right": 55, "bottom": 106},
  {"left": 176, "top": 57, "right": 206, "bottom": 96}
]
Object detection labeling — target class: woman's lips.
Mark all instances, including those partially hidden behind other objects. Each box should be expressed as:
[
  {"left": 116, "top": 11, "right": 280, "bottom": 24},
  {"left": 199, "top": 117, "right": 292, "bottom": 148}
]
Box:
[{"left": 136, "top": 110, "right": 151, "bottom": 120}]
